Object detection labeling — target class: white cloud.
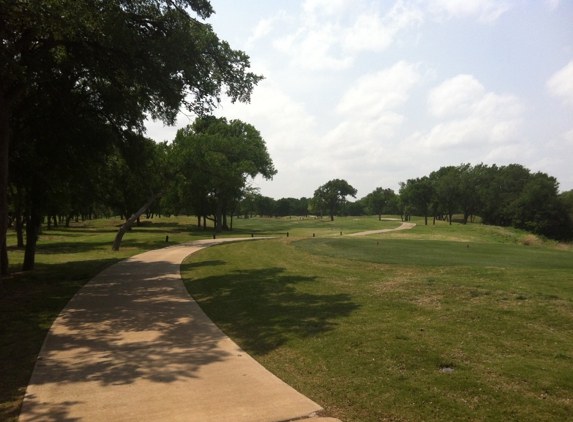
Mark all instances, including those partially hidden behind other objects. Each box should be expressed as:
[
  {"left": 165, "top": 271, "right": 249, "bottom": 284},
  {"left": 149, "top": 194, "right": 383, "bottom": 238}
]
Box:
[
  {"left": 274, "top": 24, "right": 353, "bottom": 70},
  {"left": 337, "top": 61, "right": 422, "bottom": 117},
  {"left": 564, "top": 128, "right": 573, "bottom": 144},
  {"left": 428, "top": 74, "right": 485, "bottom": 117},
  {"left": 274, "top": 1, "right": 423, "bottom": 70},
  {"left": 300, "top": 61, "right": 424, "bottom": 178},
  {"left": 547, "top": 60, "right": 573, "bottom": 105},
  {"left": 546, "top": 0, "right": 561, "bottom": 11},
  {"left": 303, "top": 0, "right": 353, "bottom": 16},
  {"left": 417, "top": 74, "right": 524, "bottom": 148},
  {"left": 342, "top": 2, "right": 424, "bottom": 52},
  {"left": 428, "top": 0, "right": 511, "bottom": 23},
  {"left": 247, "top": 18, "right": 274, "bottom": 45}
]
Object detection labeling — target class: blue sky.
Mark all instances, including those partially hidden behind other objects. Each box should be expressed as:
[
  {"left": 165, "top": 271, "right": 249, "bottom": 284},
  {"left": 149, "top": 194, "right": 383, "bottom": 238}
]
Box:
[{"left": 146, "top": 0, "right": 573, "bottom": 199}]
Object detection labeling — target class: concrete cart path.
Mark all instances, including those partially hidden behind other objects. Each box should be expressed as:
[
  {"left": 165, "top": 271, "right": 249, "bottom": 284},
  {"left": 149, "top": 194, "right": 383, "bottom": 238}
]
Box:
[
  {"left": 347, "top": 222, "right": 416, "bottom": 236},
  {"left": 20, "top": 238, "right": 341, "bottom": 422}
]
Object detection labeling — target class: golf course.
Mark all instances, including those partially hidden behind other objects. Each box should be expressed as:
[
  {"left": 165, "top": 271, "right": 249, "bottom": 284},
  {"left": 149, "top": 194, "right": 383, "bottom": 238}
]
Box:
[{"left": 1, "top": 215, "right": 572, "bottom": 421}]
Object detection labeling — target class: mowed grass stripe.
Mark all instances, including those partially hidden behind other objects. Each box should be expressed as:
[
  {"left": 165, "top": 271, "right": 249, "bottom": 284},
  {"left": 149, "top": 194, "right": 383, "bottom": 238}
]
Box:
[{"left": 294, "top": 238, "right": 573, "bottom": 270}]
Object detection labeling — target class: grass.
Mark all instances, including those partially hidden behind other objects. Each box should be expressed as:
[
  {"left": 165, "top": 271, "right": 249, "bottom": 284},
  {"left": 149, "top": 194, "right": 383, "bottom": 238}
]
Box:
[
  {"left": 2, "top": 215, "right": 572, "bottom": 421},
  {"left": 231, "top": 214, "right": 401, "bottom": 237},
  {"left": 0, "top": 214, "right": 392, "bottom": 420},
  {"left": 181, "top": 221, "right": 573, "bottom": 422}
]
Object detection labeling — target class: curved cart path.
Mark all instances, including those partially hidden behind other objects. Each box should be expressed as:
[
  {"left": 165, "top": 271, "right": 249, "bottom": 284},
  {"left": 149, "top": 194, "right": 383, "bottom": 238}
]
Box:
[
  {"left": 347, "top": 222, "right": 416, "bottom": 236},
  {"left": 20, "top": 238, "right": 340, "bottom": 422}
]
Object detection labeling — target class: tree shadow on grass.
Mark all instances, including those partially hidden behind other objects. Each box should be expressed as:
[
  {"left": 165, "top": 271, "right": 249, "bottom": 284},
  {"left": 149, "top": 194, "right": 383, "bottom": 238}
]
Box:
[{"left": 184, "top": 266, "right": 360, "bottom": 356}]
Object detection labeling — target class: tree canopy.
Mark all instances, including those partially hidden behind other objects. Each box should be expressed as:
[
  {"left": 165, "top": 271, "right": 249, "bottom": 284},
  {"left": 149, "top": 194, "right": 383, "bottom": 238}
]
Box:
[
  {"left": 166, "top": 117, "right": 276, "bottom": 232},
  {"left": 1, "top": 0, "right": 263, "bottom": 274},
  {"left": 313, "top": 179, "right": 357, "bottom": 222}
]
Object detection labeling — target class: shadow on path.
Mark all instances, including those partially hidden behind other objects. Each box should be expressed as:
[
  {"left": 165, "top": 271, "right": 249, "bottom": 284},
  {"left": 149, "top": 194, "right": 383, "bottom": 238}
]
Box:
[{"left": 19, "top": 239, "right": 340, "bottom": 422}]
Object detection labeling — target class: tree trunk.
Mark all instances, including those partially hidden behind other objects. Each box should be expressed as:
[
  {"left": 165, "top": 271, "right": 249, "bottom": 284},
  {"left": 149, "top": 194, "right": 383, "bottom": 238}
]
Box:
[
  {"left": 22, "top": 207, "right": 42, "bottom": 271},
  {"left": 197, "top": 215, "right": 201, "bottom": 227},
  {"left": 462, "top": 208, "right": 470, "bottom": 225},
  {"left": 330, "top": 214, "right": 334, "bottom": 222},
  {"left": 215, "top": 201, "right": 223, "bottom": 233},
  {"left": 1, "top": 237, "right": 8, "bottom": 276},
  {"left": 222, "top": 212, "right": 229, "bottom": 231},
  {"left": 15, "top": 213, "right": 24, "bottom": 248},
  {"left": 378, "top": 213, "right": 381, "bottom": 221},
  {"left": 112, "top": 192, "right": 161, "bottom": 251},
  {"left": 0, "top": 95, "right": 10, "bottom": 288}
]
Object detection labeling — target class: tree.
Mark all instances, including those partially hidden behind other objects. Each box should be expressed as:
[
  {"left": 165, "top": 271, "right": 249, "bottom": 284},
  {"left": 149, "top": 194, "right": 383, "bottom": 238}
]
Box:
[
  {"left": 365, "top": 187, "right": 395, "bottom": 220},
  {"left": 561, "top": 190, "right": 573, "bottom": 220},
  {"left": 431, "top": 166, "right": 461, "bottom": 225},
  {"left": 345, "top": 199, "right": 366, "bottom": 216},
  {"left": 313, "top": 179, "right": 357, "bottom": 221},
  {"left": 108, "top": 137, "right": 173, "bottom": 251},
  {"left": 254, "top": 195, "right": 276, "bottom": 217},
  {"left": 400, "top": 177, "right": 434, "bottom": 225},
  {"left": 167, "top": 117, "right": 276, "bottom": 233},
  {"left": 1, "top": 0, "right": 262, "bottom": 280},
  {"left": 505, "top": 172, "right": 573, "bottom": 240},
  {"left": 458, "top": 163, "right": 486, "bottom": 224}
]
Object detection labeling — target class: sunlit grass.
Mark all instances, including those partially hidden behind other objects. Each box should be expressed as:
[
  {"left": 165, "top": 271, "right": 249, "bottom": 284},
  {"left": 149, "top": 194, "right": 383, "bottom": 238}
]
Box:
[
  {"left": 2, "top": 215, "right": 571, "bottom": 422},
  {"left": 182, "top": 233, "right": 573, "bottom": 422}
]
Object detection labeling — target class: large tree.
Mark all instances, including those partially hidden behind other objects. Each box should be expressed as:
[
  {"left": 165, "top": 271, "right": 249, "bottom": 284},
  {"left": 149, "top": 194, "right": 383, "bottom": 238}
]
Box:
[
  {"left": 431, "top": 166, "right": 461, "bottom": 225},
  {"left": 168, "top": 117, "right": 276, "bottom": 233},
  {"left": 400, "top": 176, "right": 434, "bottom": 226},
  {"left": 1, "top": 0, "right": 262, "bottom": 275},
  {"left": 313, "top": 179, "right": 357, "bottom": 221},
  {"left": 365, "top": 187, "right": 395, "bottom": 220}
]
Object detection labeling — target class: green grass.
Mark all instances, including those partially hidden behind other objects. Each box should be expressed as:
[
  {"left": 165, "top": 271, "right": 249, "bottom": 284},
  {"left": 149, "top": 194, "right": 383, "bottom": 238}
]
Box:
[
  {"left": 2, "top": 215, "right": 572, "bottom": 422},
  {"left": 231, "top": 215, "right": 401, "bottom": 237},
  {"left": 294, "top": 238, "right": 573, "bottom": 270},
  {"left": 0, "top": 214, "right": 394, "bottom": 420},
  {"left": 181, "top": 227, "right": 573, "bottom": 422}
]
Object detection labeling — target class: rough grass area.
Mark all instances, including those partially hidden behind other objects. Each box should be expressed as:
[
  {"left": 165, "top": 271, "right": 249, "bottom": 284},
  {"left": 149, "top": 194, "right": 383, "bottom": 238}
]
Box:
[{"left": 182, "top": 234, "right": 573, "bottom": 422}]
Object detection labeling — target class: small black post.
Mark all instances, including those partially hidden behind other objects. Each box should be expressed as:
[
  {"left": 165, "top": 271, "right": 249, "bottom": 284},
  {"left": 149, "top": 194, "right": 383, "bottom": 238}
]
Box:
[
  {"left": 340, "top": 231, "right": 342, "bottom": 235},
  {"left": 251, "top": 233, "right": 254, "bottom": 237},
  {"left": 313, "top": 233, "right": 315, "bottom": 237},
  {"left": 213, "top": 234, "right": 216, "bottom": 239},
  {"left": 166, "top": 235, "right": 169, "bottom": 242},
  {"left": 287, "top": 232, "right": 289, "bottom": 237}
]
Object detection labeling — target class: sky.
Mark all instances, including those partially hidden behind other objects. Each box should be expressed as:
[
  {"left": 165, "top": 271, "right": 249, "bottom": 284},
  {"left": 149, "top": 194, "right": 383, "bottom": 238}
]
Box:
[{"left": 145, "top": 0, "right": 573, "bottom": 200}]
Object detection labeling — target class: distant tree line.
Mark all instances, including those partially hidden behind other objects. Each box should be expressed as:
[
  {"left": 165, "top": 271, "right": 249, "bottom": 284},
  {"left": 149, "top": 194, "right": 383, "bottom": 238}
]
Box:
[
  {"left": 249, "top": 163, "right": 573, "bottom": 242},
  {"left": 397, "top": 163, "right": 573, "bottom": 241}
]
